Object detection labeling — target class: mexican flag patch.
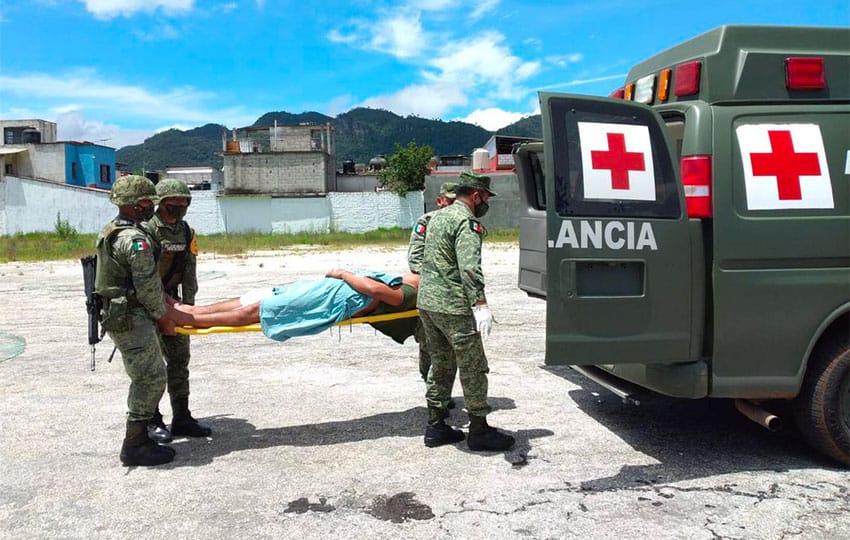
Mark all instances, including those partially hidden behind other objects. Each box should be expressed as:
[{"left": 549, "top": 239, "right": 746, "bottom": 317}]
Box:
[
  {"left": 414, "top": 222, "right": 427, "bottom": 235},
  {"left": 469, "top": 220, "right": 484, "bottom": 235},
  {"left": 132, "top": 239, "right": 149, "bottom": 252}
]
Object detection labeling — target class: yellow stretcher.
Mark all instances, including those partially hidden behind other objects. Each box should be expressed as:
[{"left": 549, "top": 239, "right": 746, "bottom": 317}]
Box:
[{"left": 174, "top": 309, "right": 419, "bottom": 336}]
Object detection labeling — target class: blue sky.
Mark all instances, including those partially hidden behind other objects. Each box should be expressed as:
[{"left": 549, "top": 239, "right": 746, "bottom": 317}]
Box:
[{"left": 1, "top": 1, "right": 847, "bottom": 149}]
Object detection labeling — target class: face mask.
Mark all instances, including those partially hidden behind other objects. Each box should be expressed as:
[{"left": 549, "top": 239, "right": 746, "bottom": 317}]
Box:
[
  {"left": 134, "top": 204, "right": 155, "bottom": 221},
  {"left": 474, "top": 201, "right": 490, "bottom": 218},
  {"left": 163, "top": 204, "right": 188, "bottom": 221}
]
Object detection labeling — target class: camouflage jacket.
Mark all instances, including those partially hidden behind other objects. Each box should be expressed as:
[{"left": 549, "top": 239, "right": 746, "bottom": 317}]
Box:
[
  {"left": 147, "top": 213, "right": 198, "bottom": 304},
  {"left": 94, "top": 216, "right": 166, "bottom": 320},
  {"left": 417, "top": 202, "right": 487, "bottom": 315},
  {"left": 407, "top": 209, "right": 438, "bottom": 274}
]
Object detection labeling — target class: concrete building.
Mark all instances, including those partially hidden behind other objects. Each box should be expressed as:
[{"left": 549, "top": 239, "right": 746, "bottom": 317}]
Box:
[
  {"left": 483, "top": 135, "right": 540, "bottom": 172},
  {"left": 163, "top": 165, "right": 224, "bottom": 190},
  {"left": 0, "top": 119, "right": 116, "bottom": 189},
  {"left": 222, "top": 122, "right": 336, "bottom": 196},
  {"left": 1, "top": 119, "right": 57, "bottom": 145}
]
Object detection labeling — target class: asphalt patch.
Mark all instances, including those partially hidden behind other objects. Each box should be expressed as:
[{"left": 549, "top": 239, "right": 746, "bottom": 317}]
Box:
[
  {"left": 368, "top": 492, "right": 434, "bottom": 523},
  {"left": 284, "top": 497, "right": 336, "bottom": 514}
]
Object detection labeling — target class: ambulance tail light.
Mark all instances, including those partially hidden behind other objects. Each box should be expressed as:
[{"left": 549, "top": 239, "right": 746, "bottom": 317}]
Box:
[
  {"left": 609, "top": 88, "right": 625, "bottom": 99},
  {"left": 674, "top": 61, "right": 701, "bottom": 97},
  {"left": 785, "top": 57, "right": 825, "bottom": 90},
  {"left": 681, "top": 155, "right": 712, "bottom": 218}
]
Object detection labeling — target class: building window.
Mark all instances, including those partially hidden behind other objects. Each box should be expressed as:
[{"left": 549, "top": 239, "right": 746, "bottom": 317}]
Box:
[
  {"left": 310, "top": 130, "right": 323, "bottom": 150},
  {"left": 5, "top": 164, "right": 13, "bottom": 175},
  {"left": 71, "top": 162, "right": 78, "bottom": 179},
  {"left": 100, "top": 164, "right": 111, "bottom": 185}
]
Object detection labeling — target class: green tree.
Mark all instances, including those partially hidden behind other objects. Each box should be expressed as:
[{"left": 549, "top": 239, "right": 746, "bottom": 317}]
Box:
[{"left": 378, "top": 141, "right": 434, "bottom": 195}]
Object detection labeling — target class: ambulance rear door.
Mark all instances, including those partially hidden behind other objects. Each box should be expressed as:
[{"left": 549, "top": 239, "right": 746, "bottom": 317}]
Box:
[{"left": 540, "top": 93, "right": 693, "bottom": 366}]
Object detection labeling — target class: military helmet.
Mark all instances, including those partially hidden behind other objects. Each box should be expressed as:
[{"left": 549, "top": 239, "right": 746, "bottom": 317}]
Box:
[
  {"left": 458, "top": 170, "right": 497, "bottom": 196},
  {"left": 155, "top": 178, "right": 192, "bottom": 201},
  {"left": 439, "top": 182, "right": 457, "bottom": 199},
  {"left": 110, "top": 175, "right": 158, "bottom": 206}
]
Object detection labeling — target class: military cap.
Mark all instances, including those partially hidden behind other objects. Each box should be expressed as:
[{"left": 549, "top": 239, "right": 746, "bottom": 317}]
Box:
[
  {"left": 458, "top": 170, "right": 497, "bottom": 196},
  {"left": 110, "top": 175, "right": 158, "bottom": 206},
  {"left": 156, "top": 178, "right": 192, "bottom": 201},
  {"left": 439, "top": 182, "right": 457, "bottom": 198}
]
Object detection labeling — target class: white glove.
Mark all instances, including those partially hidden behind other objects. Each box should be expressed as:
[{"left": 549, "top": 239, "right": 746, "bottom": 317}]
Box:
[{"left": 472, "top": 304, "right": 493, "bottom": 338}]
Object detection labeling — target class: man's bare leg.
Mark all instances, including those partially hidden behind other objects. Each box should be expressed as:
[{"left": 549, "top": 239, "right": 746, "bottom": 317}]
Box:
[
  {"left": 177, "top": 298, "right": 243, "bottom": 315},
  {"left": 180, "top": 302, "right": 261, "bottom": 328}
]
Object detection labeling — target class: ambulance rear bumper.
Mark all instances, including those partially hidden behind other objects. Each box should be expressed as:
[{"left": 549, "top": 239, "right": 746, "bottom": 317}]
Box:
[{"left": 573, "top": 361, "right": 709, "bottom": 400}]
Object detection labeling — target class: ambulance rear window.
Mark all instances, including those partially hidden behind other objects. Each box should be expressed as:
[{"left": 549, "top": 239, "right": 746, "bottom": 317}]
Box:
[
  {"left": 528, "top": 150, "right": 546, "bottom": 210},
  {"left": 549, "top": 99, "right": 681, "bottom": 219}
]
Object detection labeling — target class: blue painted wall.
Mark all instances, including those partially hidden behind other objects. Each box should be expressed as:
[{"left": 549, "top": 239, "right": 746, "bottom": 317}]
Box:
[{"left": 65, "top": 144, "right": 116, "bottom": 189}]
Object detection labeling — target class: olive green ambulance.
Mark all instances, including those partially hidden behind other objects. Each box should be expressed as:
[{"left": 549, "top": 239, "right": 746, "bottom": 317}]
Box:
[{"left": 515, "top": 25, "right": 850, "bottom": 466}]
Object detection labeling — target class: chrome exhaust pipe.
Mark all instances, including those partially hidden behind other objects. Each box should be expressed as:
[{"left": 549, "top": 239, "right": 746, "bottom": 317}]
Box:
[{"left": 734, "top": 399, "right": 782, "bottom": 432}]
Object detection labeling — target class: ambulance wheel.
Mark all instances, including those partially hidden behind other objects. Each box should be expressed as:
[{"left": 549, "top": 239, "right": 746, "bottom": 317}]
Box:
[{"left": 792, "top": 336, "right": 850, "bottom": 467}]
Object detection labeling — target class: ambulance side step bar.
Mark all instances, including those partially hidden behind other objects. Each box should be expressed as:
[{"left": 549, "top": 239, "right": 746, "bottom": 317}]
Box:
[{"left": 571, "top": 365, "right": 643, "bottom": 406}]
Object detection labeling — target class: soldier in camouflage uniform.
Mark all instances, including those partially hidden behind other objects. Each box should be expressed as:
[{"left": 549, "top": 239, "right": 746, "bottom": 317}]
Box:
[
  {"left": 408, "top": 182, "right": 456, "bottom": 382},
  {"left": 146, "top": 179, "right": 211, "bottom": 441},
  {"left": 417, "top": 171, "right": 515, "bottom": 452},
  {"left": 95, "top": 175, "right": 176, "bottom": 466}
]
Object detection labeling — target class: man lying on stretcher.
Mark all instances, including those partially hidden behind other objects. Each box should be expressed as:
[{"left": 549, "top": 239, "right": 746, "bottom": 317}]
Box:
[{"left": 167, "top": 269, "right": 420, "bottom": 342}]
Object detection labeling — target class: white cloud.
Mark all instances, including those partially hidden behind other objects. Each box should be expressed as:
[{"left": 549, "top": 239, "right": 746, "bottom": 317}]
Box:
[
  {"left": 133, "top": 22, "right": 180, "bottom": 41},
  {"left": 80, "top": 0, "right": 194, "bottom": 19},
  {"left": 217, "top": 2, "right": 237, "bottom": 14},
  {"left": 369, "top": 14, "right": 426, "bottom": 59},
  {"left": 55, "top": 109, "right": 153, "bottom": 148},
  {"left": 428, "top": 31, "right": 540, "bottom": 101},
  {"left": 458, "top": 107, "right": 526, "bottom": 131},
  {"left": 361, "top": 82, "right": 467, "bottom": 119},
  {"left": 471, "top": 0, "right": 499, "bottom": 19},
  {"left": 537, "top": 73, "right": 626, "bottom": 91},
  {"left": 0, "top": 70, "right": 257, "bottom": 148},
  {"left": 414, "top": 0, "right": 455, "bottom": 10},
  {"left": 546, "top": 53, "right": 584, "bottom": 68}
]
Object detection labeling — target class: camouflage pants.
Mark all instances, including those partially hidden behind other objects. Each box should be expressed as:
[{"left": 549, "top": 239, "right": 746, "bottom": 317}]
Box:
[
  {"left": 413, "top": 319, "right": 431, "bottom": 382},
  {"left": 160, "top": 334, "right": 191, "bottom": 403},
  {"left": 107, "top": 310, "right": 166, "bottom": 422},
  {"left": 419, "top": 309, "right": 491, "bottom": 419}
]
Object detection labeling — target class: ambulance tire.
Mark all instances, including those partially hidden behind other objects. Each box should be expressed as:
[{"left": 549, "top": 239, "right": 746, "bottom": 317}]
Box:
[{"left": 792, "top": 336, "right": 850, "bottom": 467}]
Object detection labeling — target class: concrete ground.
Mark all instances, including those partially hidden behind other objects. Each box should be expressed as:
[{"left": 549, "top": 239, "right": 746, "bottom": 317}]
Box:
[{"left": 0, "top": 243, "right": 847, "bottom": 539}]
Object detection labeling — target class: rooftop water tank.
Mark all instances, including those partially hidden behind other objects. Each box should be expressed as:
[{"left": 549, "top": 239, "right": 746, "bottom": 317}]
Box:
[
  {"left": 472, "top": 148, "right": 489, "bottom": 171},
  {"left": 369, "top": 155, "right": 387, "bottom": 171},
  {"left": 22, "top": 128, "right": 41, "bottom": 144}
]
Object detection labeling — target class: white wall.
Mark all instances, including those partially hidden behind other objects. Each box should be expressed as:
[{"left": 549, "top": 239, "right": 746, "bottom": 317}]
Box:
[
  {"left": 0, "top": 176, "right": 424, "bottom": 235},
  {"left": 0, "top": 176, "right": 114, "bottom": 234}
]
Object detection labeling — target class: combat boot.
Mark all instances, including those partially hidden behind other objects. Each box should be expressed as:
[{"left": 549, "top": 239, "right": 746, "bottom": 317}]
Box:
[
  {"left": 424, "top": 419, "right": 465, "bottom": 447},
  {"left": 170, "top": 397, "right": 212, "bottom": 437},
  {"left": 147, "top": 408, "right": 173, "bottom": 443},
  {"left": 120, "top": 420, "right": 176, "bottom": 466},
  {"left": 467, "top": 415, "right": 515, "bottom": 452}
]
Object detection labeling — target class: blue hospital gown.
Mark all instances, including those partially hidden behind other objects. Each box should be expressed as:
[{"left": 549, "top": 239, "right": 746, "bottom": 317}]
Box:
[{"left": 259, "top": 271, "right": 402, "bottom": 342}]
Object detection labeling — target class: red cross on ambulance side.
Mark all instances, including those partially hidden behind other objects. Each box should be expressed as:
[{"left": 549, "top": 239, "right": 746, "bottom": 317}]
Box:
[
  {"left": 736, "top": 124, "right": 833, "bottom": 210},
  {"left": 578, "top": 122, "right": 657, "bottom": 201}
]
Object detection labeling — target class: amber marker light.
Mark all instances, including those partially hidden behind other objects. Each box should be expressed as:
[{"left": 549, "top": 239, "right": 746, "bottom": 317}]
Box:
[{"left": 657, "top": 68, "right": 671, "bottom": 102}]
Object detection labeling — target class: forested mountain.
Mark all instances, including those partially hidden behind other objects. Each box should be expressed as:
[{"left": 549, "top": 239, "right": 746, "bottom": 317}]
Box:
[{"left": 116, "top": 109, "right": 542, "bottom": 172}]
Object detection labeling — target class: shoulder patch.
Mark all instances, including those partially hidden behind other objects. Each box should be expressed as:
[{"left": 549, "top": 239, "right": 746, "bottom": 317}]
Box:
[
  {"left": 189, "top": 233, "right": 198, "bottom": 256},
  {"left": 414, "top": 222, "right": 427, "bottom": 235},
  {"left": 131, "top": 238, "right": 150, "bottom": 252},
  {"left": 468, "top": 220, "right": 484, "bottom": 235}
]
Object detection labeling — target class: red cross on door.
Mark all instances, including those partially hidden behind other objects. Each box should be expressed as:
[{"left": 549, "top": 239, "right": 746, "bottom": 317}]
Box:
[
  {"left": 749, "top": 130, "right": 821, "bottom": 200},
  {"left": 590, "top": 133, "right": 646, "bottom": 190}
]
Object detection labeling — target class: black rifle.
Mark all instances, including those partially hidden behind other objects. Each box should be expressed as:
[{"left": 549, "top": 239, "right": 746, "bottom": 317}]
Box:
[{"left": 81, "top": 255, "right": 103, "bottom": 371}]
